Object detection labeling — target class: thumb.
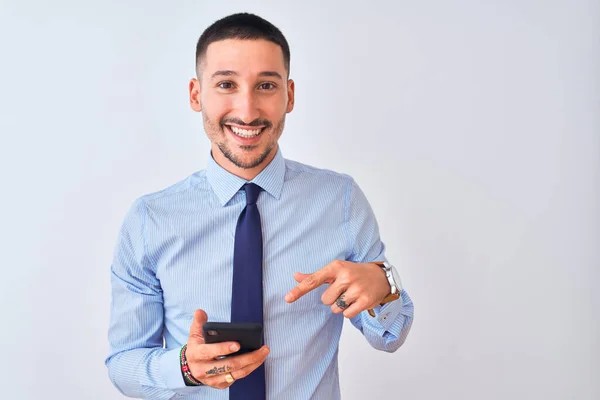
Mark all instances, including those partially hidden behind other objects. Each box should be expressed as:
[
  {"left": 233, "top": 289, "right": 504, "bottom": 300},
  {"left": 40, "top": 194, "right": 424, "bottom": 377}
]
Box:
[
  {"left": 294, "top": 272, "right": 311, "bottom": 283},
  {"left": 189, "top": 309, "right": 208, "bottom": 344}
]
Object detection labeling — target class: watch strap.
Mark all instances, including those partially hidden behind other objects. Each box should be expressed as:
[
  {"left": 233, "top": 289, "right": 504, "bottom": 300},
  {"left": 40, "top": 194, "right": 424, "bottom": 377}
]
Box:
[
  {"left": 367, "top": 262, "right": 401, "bottom": 317},
  {"left": 367, "top": 292, "right": 401, "bottom": 317}
]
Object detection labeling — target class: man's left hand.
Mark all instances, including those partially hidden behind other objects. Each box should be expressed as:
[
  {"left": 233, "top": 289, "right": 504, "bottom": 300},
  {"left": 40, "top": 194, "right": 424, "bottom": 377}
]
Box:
[{"left": 284, "top": 260, "right": 390, "bottom": 318}]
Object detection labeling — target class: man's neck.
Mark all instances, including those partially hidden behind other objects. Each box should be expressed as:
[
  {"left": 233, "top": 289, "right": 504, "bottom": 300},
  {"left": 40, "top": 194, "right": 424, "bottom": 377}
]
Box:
[{"left": 211, "top": 146, "right": 278, "bottom": 181}]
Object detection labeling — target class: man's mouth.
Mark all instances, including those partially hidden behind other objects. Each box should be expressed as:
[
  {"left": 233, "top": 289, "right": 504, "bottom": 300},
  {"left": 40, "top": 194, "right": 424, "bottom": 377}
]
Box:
[{"left": 225, "top": 124, "right": 265, "bottom": 139}]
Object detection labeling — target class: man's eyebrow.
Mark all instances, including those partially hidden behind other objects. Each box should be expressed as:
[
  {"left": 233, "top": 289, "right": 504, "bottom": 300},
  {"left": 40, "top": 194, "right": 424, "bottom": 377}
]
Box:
[
  {"left": 210, "top": 70, "right": 284, "bottom": 80},
  {"left": 211, "top": 70, "right": 238, "bottom": 79},
  {"left": 258, "top": 71, "right": 283, "bottom": 80}
]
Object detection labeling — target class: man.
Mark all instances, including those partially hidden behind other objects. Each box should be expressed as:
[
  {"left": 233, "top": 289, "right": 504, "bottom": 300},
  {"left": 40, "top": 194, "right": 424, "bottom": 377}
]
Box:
[{"left": 106, "top": 12, "right": 414, "bottom": 400}]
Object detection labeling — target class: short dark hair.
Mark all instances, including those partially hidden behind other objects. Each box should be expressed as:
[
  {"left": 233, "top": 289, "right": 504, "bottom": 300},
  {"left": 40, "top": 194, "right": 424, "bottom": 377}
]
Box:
[{"left": 195, "top": 13, "right": 291, "bottom": 77}]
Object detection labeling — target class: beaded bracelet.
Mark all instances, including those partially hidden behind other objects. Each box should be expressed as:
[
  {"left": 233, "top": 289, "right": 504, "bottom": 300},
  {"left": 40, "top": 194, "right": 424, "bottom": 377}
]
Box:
[{"left": 180, "top": 344, "right": 203, "bottom": 386}]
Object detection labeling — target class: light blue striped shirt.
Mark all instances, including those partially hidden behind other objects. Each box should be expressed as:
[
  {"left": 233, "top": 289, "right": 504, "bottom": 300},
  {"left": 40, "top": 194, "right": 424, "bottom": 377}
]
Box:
[{"left": 106, "top": 147, "right": 414, "bottom": 399}]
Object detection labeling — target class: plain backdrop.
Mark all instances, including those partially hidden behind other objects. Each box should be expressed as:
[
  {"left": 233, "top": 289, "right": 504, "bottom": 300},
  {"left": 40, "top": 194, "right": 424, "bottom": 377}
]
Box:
[{"left": 0, "top": 1, "right": 598, "bottom": 399}]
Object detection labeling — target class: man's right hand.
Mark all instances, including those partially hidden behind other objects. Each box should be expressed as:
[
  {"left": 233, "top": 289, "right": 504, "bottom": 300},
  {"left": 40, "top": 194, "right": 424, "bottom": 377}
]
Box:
[{"left": 184, "top": 309, "right": 270, "bottom": 389}]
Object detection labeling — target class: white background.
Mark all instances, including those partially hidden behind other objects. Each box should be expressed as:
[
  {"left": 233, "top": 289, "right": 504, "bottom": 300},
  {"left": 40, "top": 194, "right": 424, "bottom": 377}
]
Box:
[{"left": 0, "top": 1, "right": 598, "bottom": 399}]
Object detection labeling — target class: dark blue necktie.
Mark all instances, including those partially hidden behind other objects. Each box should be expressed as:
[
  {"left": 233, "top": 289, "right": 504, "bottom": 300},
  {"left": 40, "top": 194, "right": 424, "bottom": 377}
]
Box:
[{"left": 230, "top": 183, "right": 265, "bottom": 400}]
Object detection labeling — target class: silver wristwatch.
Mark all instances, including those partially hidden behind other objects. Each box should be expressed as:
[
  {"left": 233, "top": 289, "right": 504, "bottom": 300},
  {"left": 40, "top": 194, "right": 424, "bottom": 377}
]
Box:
[
  {"left": 378, "top": 261, "right": 403, "bottom": 295},
  {"left": 368, "top": 261, "right": 403, "bottom": 317}
]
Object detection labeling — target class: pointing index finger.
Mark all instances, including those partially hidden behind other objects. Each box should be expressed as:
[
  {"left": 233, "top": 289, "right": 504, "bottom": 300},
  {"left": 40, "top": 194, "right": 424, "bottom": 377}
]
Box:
[{"left": 284, "top": 268, "right": 333, "bottom": 302}]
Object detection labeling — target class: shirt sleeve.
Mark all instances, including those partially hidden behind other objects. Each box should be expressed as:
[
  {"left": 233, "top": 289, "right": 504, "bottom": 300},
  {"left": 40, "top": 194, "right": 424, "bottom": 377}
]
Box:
[
  {"left": 105, "top": 199, "right": 204, "bottom": 399},
  {"left": 344, "top": 178, "right": 415, "bottom": 352}
]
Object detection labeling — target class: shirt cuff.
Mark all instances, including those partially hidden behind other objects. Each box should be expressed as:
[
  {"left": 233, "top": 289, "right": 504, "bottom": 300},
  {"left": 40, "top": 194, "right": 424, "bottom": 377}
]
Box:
[
  {"left": 159, "top": 346, "right": 204, "bottom": 394},
  {"left": 369, "top": 291, "right": 405, "bottom": 332}
]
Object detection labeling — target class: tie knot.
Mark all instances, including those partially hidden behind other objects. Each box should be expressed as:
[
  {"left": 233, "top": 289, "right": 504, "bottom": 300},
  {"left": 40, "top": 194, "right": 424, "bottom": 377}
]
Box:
[{"left": 243, "top": 183, "right": 262, "bottom": 205}]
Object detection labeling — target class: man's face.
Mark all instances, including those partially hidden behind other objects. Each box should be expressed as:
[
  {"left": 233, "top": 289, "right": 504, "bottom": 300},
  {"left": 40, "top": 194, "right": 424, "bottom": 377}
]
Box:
[{"left": 189, "top": 39, "right": 294, "bottom": 175}]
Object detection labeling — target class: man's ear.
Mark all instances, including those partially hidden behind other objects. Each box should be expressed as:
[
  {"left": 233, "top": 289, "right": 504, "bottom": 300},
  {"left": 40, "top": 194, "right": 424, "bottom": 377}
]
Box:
[
  {"left": 286, "top": 79, "right": 295, "bottom": 113},
  {"left": 189, "top": 78, "right": 202, "bottom": 112}
]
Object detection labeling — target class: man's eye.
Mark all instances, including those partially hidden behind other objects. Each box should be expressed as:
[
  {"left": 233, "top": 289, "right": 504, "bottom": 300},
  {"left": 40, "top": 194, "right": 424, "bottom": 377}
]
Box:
[
  {"left": 258, "top": 82, "right": 276, "bottom": 90},
  {"left": 218, "top": 82, "right": 234, "bottom": 89}
]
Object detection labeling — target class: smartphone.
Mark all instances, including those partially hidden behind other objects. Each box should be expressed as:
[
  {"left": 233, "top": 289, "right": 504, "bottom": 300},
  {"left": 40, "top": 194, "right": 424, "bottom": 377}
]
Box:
[{"left": 202, "top": 322, "right": 263, "bottom": 356}]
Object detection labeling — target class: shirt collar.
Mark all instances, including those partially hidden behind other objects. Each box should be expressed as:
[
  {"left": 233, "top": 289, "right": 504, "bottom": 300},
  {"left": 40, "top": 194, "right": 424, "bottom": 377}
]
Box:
[{"left": 206, "top": 147, "right": 286, "bottom": 206}]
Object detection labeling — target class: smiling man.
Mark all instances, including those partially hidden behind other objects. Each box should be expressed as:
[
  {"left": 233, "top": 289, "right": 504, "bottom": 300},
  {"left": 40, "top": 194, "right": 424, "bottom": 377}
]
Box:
[
  {"left": 193, "top": 38, "right": 292, "bottom": 179},
  {"left": 106, "top": 12, "right": 414, "bottom": 400}
]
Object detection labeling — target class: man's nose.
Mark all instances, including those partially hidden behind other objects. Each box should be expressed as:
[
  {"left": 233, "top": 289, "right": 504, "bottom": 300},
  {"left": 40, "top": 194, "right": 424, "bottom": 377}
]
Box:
[{"left": 233, "top": 90, "right": 261, "bottom": 125}]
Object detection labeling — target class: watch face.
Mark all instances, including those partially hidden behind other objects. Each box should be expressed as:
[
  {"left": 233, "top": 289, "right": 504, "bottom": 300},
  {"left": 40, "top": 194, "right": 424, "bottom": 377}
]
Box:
[{"left": 390, "top": 265, "right": 403, "bottom": 292}]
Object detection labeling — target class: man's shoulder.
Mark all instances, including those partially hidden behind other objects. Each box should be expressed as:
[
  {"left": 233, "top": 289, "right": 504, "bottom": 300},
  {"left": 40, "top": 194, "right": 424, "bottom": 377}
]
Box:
[
  {"left": 135, "top": 169, "right": 209, "bottom": 205},
  {"left": 283, "top": 157, "right": 354, "bottom": 185}
]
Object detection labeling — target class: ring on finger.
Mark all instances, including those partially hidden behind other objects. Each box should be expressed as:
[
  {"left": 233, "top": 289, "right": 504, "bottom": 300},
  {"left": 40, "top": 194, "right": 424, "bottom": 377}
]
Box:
[
  {"left": 224, "top": 372, "right": 235, "bottom": 384},
  {"left": 335, "top": 293, "right": 350, "bottom": 310}
]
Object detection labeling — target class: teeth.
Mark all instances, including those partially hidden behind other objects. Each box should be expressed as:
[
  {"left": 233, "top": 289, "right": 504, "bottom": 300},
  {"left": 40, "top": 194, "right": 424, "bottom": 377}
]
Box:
[{"left": 230, "top": 126, "right": 262, "bottom": 138}]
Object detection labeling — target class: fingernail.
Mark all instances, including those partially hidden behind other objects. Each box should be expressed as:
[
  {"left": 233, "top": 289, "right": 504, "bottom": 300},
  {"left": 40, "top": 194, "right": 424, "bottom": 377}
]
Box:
[
  {"left": 284, "top": 294, "right": 292, "bottom": 302},
  {"left": 230, "top": 344, "right": 239, "bottom": 351}
]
